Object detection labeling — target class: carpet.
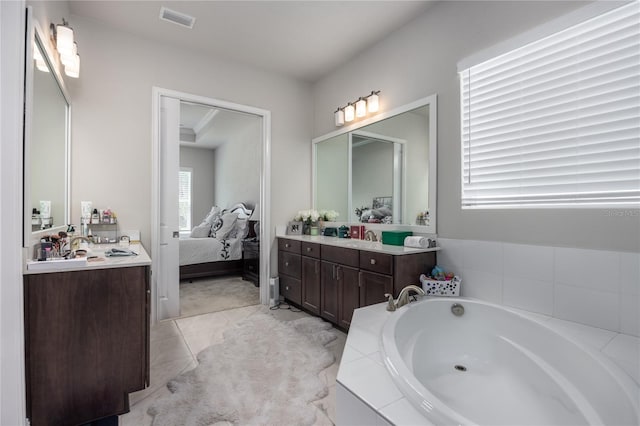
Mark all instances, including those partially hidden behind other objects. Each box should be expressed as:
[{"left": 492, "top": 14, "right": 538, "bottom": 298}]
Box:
[
  {"left": 148, "top": 312, "right": 337, "bottom": 426},
  {"left": 180, "top": 276, "right": 260, "bottom": 318}
]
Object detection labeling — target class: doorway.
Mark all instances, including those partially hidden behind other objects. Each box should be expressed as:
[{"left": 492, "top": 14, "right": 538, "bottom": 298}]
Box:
[{"left": 151, "top": 87, "right": 271, "bottom": 322}]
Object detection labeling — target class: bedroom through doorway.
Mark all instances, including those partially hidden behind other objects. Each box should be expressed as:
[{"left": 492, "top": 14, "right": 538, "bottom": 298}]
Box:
[
  {"left": 152, "top": 87, "right": 271, "bottom": 323},
  {"left": 177, "top": 101, "right": 262, "bottom": 318}
]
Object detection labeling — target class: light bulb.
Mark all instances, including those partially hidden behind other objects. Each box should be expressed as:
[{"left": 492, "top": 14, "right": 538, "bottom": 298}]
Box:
[
  {"left": 355, "top": 98, "right": 367, "bottom": 118},
  {"left": 334, "top": 109, "right": 345, "bottom": 127},
  {"left": 344, "top": 104, "right": 355, "bottom": 122},
  {"left": 367, "top": 92, "right": 379, "bottom": 113}
]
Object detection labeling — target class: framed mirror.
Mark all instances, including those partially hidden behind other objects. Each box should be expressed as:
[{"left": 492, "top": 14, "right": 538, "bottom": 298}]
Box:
[
  {"left": 313, "top": 95, "right": 437, "bottom": 234},
  {"left": 24, "top": 13, "right": 71, "bottom": 244}
]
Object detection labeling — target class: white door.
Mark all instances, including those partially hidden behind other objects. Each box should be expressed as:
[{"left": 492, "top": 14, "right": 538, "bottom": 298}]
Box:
[{"left": 157, "top": 95, "right": 181, "bottom": 320}]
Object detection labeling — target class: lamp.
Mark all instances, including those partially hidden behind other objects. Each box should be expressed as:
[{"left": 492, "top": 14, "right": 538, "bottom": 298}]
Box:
[
  {"left": 344, "top": 103, "right": 355, "bottom": 122},
  {"left": 51, "top": 19, "right": 80, "bottom": 78},
  {"left": 333, "top": 90, "right": 380, "bottom": 127},
  {"left": 355, "top": 97, "right": 367, "bottom": 118},
  {"left": 367, "top": 91, "right": 380, "bottom": 113},
  {"left": 334, "top": 108, "right": 345, "bottom": 127}
]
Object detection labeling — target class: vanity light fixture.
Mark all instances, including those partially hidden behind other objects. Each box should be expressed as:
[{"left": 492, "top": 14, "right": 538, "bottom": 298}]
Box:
[
  {"left": 50, "top": 19, "right": 80, "bottom": 78},
  {"left": 333, "top": 91, "right": 381, "bottom": 127},
  {"left": 32, "top": 44, "right": 49, "bottom": 73},
  {"left": 344, "top": 103, "right": 355, "bottom": 123}
]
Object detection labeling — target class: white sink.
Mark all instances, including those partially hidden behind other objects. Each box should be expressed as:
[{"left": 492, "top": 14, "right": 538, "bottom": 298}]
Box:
[{"left": 27, "top": 257, "right": 88, "bottom": 271}]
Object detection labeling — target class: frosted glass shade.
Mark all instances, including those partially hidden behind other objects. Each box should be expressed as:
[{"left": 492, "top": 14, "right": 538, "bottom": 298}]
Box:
[
  {"left": 60, "top": 42, "right": 77, "bottom": 67},
  {"left": 344, "top": 104, "right": 355, "bottom": 122},
  {"left": 56, "top": 25, "right": 75, "bottom": 58},
  {"left": 65, "top": 54, "right": 80, "bottom": 78},
  {"left": 334, "top": 109, "right": 345, "bottom": 127},
  {"left": 355, "top": 98, "right": 367, "bottom": 118},
  {"left": 367, "top": 93, "right": 379, "bottom": 112}
]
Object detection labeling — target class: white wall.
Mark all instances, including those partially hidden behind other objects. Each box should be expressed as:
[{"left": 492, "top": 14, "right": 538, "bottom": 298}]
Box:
[
  {"left": 212, "top": 117, "right": 261, "bottom": 209},
  {"left": 312, "top": 0, "right": 639, "bottom": 253},
  {"left": 315, "top": 133, "right": 349, "bottom": 219},
  {"left": 180, "top": 146, "right": 215, "bottom": 226},
  {"left": 352, "top": 141, "right": 393, "bottom": 214},
  {"left": 66, "top": 14, "right": 313, "bottom": 257}
]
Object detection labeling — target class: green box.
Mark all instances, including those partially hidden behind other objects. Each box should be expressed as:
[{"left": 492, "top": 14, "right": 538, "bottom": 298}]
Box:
[{"left": 381, "top": 231, "right": 413, "bottom": 246}]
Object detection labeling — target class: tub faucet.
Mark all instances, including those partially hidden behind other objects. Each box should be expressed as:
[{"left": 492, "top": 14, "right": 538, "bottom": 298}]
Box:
[{"left": 385, "top": 285, "right": 426, "bottom": 311}]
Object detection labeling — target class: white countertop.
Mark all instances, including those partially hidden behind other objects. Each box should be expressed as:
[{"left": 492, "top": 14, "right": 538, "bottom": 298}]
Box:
[
  {"left": 338, "top": 300, "right": 640, "bottom": 425},
  {"left": 24, "top": 243, "right": 151, "bottom": 274},
  {"left": 276, "top": 233, "right": 440, "bottom": 255}
]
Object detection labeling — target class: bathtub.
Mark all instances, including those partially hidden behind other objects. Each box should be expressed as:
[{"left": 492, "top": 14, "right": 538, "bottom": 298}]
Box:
[{"left": 380, "top": 297, "right": 639, "bottom": 426}]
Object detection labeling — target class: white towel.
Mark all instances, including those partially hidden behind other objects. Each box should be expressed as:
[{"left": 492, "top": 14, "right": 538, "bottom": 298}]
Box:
[{"left": 404, "top": 236, "right": 430, "bottom": 248}]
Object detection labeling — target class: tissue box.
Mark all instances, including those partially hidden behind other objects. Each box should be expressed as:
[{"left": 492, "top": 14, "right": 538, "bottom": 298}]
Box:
[
  {"left": 422, "top": 276, "right": 461, "bottom": 296},
  {"left": 381, "top": 231, "right": 413, "bottom": 246}
]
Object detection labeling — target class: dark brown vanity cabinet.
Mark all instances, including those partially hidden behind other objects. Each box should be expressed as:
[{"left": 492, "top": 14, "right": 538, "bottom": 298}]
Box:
[
  {"left": 24, "top": 265, "right": 150, "bottom": 426},
  {"left": 278, "top": 237, "right": 436, "bottom": 329}
]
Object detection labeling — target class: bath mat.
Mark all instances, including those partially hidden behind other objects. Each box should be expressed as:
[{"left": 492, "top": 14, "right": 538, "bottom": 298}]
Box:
[{"left": 148, "top": 312, "right": 337, "bottom": 426}]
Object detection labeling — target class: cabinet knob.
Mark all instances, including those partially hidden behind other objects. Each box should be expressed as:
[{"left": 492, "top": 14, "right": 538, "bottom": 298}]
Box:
[
  {"left": 285, "top": 243, "right": 290, "bottom": 248},
  {"left": 370, "top": 259, "right": 376, "bottom": 265},
  {"left": 285, "top": 286, "right": 290, "bottom": 291},
  {"left": 285, "top": 262, "right": 289, "bottom": 267},
  {"left": 306, "top": 247, "right": 312, "bottom": 252}
]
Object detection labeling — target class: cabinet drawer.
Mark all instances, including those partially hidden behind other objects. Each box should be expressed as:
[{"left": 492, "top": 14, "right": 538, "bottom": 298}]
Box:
[
  {"left": 278, "top": 238, "right": 301, "bottom": 254},
  {"left": 278, "top": 251, "right": 301, "bottom": 279},
  {"left": 360, "top": 251, "right": 393, "bottom": 275},
  {"left": 301, "top": 242, "right": 321, "bottom": 259},
  {"left": 280, "top": 275, "right": 301, "bottom": 305},
  {"left": 321, "top": 245, "right": 359, "bottom": 268}
]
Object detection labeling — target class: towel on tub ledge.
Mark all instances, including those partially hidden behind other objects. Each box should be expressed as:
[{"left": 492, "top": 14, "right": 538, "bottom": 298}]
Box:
[{"left": 404, "top": 236, "right": 434, "bottom": 248}]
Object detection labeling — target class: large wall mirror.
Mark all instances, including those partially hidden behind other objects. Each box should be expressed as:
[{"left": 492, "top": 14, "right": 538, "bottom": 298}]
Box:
[
  {"left": 24, "top": 14, "right": 71, "bottom": 244},
  {"left": 313, "top": 95, "right": 437, "bottom": 234}
]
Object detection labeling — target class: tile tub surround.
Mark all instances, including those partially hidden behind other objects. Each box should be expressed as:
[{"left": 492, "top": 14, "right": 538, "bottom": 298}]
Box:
[
  {"left": 437, "top": 238, "right": 640, "bottom": 336},
  {"left": 337, "top": 301, "right": 640, "bottom": 425}
]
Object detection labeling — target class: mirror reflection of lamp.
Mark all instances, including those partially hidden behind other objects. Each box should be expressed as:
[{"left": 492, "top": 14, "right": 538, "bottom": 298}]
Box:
[{"left": 32, "top": 44, "right": 49, "bottom": 73}]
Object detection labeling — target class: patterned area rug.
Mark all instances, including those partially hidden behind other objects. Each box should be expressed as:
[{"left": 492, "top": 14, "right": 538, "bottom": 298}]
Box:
[
  {"left": 148, "top": 313, "right": 337, "bottom": 425},
  {"left": 180, "top": 276, "right": 260, "bottom": 318}
]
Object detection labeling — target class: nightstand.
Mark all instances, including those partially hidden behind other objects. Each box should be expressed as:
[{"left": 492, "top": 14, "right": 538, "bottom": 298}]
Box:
[{"left": 242, "top": 239, "right": 260, "bottom": 286}]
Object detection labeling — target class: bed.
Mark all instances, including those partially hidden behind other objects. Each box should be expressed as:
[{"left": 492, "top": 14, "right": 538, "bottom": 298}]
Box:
[{"left": 179, "top": 203, "right": 254, "bottom": 281}]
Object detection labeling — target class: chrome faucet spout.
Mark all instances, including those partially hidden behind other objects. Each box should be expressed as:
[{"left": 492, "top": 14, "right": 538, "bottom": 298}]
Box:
[
  {"left": 364, "top": 230, "right": 378, "bottom": 242},
  {"left": 395, "top": 285, "right": 425, "bottom": 308}
]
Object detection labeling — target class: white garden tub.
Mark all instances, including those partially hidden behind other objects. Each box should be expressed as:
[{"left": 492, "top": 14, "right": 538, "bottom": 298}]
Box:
[{"left": 380, "top": 297, "right": 639, "bottom": 426}]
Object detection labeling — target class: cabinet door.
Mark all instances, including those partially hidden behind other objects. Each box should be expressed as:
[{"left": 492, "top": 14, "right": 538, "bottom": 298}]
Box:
[
  {"left": 320, "top": 261, "right": 338, "bottom": 323},
  {"left": 359, "top": 270, "right": 393, "bottom": 307},
  {"left": 280, "top": 275, "right": 302, "bottom": 305},
  {"left": 301, "top": 256, "right": 321, "bottom": 315},
  {"left": 338, "top": 265, "right": 360, "bottom": 329}
]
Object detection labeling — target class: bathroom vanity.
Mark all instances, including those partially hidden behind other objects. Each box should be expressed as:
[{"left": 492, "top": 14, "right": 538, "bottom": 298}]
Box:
[
  {"left": 278, "top": 236, "right": 437, "bottom": 328},
  {"left": 23, "top": 245, "right": 151, "bottom": 426}
]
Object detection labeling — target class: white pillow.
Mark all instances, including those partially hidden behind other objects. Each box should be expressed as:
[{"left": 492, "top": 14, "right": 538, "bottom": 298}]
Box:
[
  {"left": 228, "top": 218, "right": 249, "bottom": 239},
  {"left": 211, "top": 212, "right": 239, "bottom": 240},
  {"left": 190, "top": 223, "right": 211, "bottom": 238},
  {"left": 202, "top": 206, "right": 223, "bottom": 227}
]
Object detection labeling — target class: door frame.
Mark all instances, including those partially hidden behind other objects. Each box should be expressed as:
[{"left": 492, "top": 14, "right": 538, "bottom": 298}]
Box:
[{"left": 151, "top": 87, "right": 271, "bottom": 323}]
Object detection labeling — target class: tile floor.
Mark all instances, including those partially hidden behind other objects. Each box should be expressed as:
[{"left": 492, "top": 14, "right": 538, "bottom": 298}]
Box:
[{"left": 120, "top": 303, "right": 347, "bottom": 426}]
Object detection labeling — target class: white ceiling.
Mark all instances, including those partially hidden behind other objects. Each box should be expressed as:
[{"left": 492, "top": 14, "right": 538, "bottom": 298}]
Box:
[
  {"left": 180, "top": 102, "right": 260, "bottom": 149},
  {"left": 68, "top": 0, "right": 435, "bottom": 83}
]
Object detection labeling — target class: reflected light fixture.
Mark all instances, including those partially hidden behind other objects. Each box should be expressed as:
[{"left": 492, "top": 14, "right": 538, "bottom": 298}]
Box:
[
  {"left": 50, "top": 19, "right": 80, "bottom": 78},
  {"left": 32, "top": 44, "right": 49, "bottom": 73},
  {"left": 333, "top": 90, "right": 381, "bottom": 127}
]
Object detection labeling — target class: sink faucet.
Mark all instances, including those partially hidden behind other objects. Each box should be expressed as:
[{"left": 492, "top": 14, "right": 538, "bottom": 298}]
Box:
[
  {"left": 385, "top": 285, "right": 426, "bottom": 311},
  {"left": 364, "top": 230, "right": 378, "bottom": 242},
  {"left": 69, "top": 236, "right": 92, "bottom": 252}
]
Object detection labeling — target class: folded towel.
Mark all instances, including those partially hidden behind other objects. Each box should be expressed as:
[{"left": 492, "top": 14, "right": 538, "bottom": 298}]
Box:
[{"left": 404, "top": 236, "right": 430, "bottom": 248}]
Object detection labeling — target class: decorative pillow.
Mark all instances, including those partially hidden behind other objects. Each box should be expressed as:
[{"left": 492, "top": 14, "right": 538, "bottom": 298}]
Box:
[
  {"left": 190, "top": 223, "right": 211, "bottom": 238},
  {"left": 228, "top": 218, "right": 249, "bottom": 239},
  {"left": 202, "top": 206, "right": 223, "bottom": 227},
  {"left": 211, "top": 212, "right": 239, "bottom": 240}
]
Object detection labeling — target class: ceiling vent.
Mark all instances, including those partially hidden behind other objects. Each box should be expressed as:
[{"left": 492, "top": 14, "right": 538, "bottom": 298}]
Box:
[{"left": 159, "top": 7, "right": 196, "bottom": 29}]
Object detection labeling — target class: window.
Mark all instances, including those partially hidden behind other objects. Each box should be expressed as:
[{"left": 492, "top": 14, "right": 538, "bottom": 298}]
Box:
[
  {"left": 460, "top": 2, "right": 640, "bottom": 208},
  {"left": 179, "top": 168, "right": 192, "bottom": 231}
]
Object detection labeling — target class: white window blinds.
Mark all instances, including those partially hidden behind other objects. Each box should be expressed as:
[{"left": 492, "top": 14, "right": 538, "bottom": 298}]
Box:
[
  {"left": 179, "top": 168, "right": 192, "bottom": 231},
  {"left": 460, "top": 2, "right": 640, "bottom": 208}
]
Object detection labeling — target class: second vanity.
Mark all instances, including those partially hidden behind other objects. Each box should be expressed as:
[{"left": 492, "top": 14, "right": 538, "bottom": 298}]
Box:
[
  {"left": 277, "top": 235, "right": 438, "bottom": 328},
  {"left": 23, "top": 244, "right": 151, "bottom": 426}
]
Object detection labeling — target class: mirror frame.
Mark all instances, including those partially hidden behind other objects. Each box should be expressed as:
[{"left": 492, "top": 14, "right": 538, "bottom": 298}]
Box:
[
  {"left": 312, "top": 94, "right": 437, "bottom": 234},
  {"left": 24, "top": 8, "right": 71, "bottom": 246}
]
